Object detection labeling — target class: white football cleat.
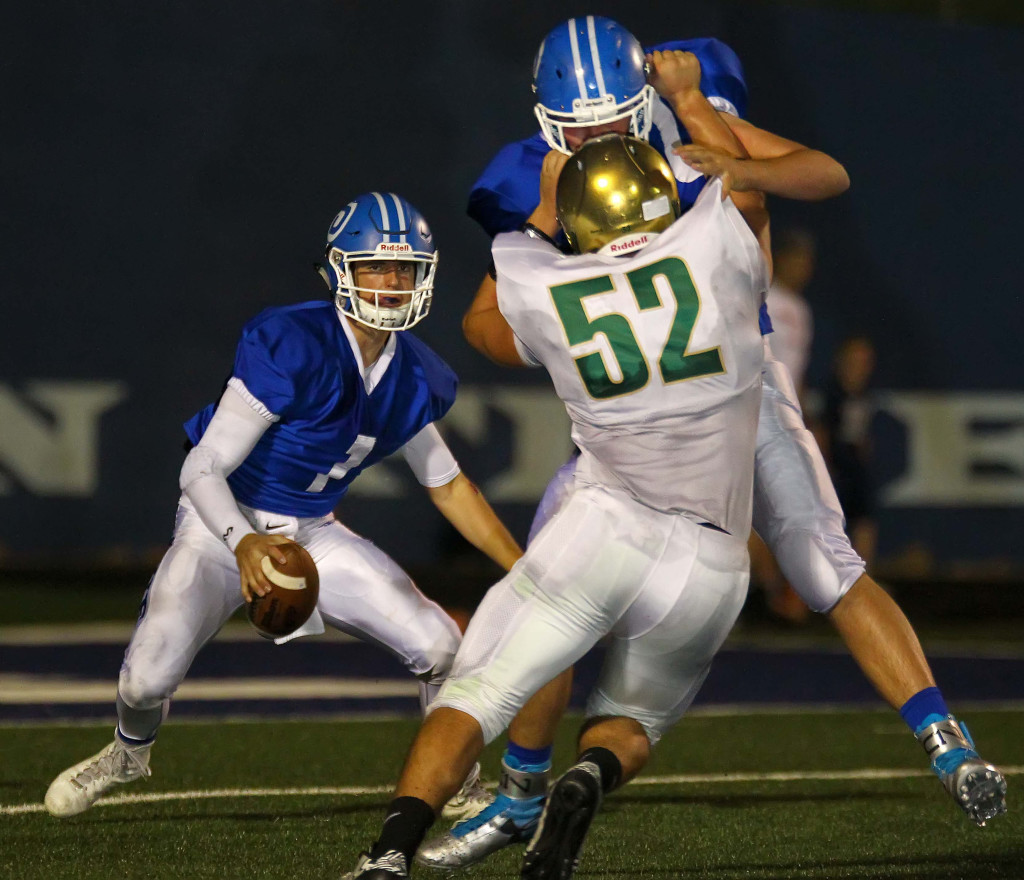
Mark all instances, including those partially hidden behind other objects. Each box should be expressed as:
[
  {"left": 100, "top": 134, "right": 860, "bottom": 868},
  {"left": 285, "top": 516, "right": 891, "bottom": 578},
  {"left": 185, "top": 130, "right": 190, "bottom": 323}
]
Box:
[
  {"left": 45, "top": 736, "right": 152, "bottom": 817},
  {"left": 440, "top": 761, "right": 491, "bottom": 822},
  {"left": 342, "top": 850, "right": 409, "bottom": 879}
]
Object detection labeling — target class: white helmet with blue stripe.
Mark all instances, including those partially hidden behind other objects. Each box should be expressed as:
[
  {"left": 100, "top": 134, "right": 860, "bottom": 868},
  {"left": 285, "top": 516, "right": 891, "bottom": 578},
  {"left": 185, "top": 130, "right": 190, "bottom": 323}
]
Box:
[
  {"left": 532, "top": 16, "right": 655, "bottom": 155},
  {"left": 323, "top": 192, "right": 437, "bottom": 331}
]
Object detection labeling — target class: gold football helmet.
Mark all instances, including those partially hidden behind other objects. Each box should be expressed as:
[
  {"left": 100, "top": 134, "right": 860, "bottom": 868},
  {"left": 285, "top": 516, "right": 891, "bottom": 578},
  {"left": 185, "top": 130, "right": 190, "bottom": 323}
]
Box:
[{"left": 556, "top": 133, "right": 680, "bottom": 255}]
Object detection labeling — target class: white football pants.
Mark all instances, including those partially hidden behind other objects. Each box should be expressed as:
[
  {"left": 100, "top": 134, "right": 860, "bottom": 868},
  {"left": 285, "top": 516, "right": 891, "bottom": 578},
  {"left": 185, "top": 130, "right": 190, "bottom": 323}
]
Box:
[
  {"left": 434, "top": 484, "right": 748, "bottom": 745},
  {"left": 117, "top": 496, "right": 461, "bottom": 719},
  {"left": 528, "top": 347, "right": 866, "bottom": 613}
]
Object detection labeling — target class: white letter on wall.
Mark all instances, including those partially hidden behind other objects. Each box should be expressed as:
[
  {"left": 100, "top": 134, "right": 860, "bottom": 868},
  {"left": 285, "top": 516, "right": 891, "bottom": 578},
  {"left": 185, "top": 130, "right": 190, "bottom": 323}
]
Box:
[
  {"left": 0, "top": 381, "right": 128, "bottom": 496},
  {"left": 879, "top": 392, "right": 1024, "bottom": 506}
]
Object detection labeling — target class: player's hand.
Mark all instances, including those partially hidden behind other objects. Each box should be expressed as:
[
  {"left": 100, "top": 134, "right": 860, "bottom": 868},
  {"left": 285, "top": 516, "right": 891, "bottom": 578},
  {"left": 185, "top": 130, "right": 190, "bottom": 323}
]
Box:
[
  {"left": 535, "top": 150, "right": 569, "bottom": 232},
  {"left": 647, "top": 50, "right": 701, "bottom": 100},
  {"left": 675, "top": 144, "right": 750, "bottom": 198},
  {"left": 235, "top": 533, "right": 295, "bottom": 602}
]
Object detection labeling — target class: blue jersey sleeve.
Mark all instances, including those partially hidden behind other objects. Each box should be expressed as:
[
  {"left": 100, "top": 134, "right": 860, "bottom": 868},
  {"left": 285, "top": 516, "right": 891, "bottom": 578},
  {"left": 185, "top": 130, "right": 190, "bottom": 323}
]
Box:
[
  {"left": 232, "top": 308, "right": 316, "bottom": 418},
  {"left": 399, "top": 334, "right": 459, "bottom": 422},
  {"left": 467, "top": 135, "right": 549, "bottom": 238},
  {"left": 646, "top": 38, "right": 748, "bottom": 118}
]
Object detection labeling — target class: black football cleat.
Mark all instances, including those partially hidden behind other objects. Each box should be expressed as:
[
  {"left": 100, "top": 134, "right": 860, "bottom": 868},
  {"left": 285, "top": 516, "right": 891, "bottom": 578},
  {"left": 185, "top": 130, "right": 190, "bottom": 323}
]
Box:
[{"left": 521, "top": 762, "right": 602, "bottom": 880}]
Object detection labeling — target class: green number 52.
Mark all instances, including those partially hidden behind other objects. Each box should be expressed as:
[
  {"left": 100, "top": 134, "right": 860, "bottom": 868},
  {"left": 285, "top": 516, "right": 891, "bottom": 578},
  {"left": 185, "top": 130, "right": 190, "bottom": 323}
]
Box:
[{"left": 549, "top": 257, "right": 725, "bottom": 400}]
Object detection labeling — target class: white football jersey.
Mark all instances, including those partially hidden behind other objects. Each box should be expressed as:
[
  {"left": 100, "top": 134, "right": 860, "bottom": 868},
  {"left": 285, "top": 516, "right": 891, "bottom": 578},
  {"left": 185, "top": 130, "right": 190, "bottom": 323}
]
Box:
[{"left": 494, "top": 180, "right": 768, "bottom": 536}]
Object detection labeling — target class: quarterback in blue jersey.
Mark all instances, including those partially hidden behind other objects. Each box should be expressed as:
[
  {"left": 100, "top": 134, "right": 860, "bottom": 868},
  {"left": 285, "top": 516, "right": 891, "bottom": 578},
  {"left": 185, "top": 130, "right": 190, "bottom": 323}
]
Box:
[
  {"left": 43, "top": 192, "right": 522, "bottom": 822},
  {"left": 415, "top": 15, "right": 1005, "bottom": 872}
]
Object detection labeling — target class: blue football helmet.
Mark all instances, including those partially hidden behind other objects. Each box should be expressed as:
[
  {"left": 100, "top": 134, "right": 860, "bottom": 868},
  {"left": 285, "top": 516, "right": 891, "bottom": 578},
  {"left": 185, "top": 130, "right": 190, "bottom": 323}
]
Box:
[
  {"left": 322, "top": 192, "right": 437, "bottom": 331},
  {"left": 532, "top": 16, "right": 656, "bottom": 154}
]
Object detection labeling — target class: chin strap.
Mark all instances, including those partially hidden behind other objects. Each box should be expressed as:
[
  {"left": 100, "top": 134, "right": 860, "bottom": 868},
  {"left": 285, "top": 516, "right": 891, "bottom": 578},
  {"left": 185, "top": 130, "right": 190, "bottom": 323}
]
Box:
[{"left": 315, "top": 262, "right": 333, "bottom": 289}]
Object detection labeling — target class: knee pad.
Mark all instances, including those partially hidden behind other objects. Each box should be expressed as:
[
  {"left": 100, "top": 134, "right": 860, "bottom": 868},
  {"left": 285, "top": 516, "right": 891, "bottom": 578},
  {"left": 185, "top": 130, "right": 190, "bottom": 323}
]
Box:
[
  {"left": 431, "top": 676, "right": 521, "bottom": 745},
  {"left": 753, "top": 378, "right": 865, "bottom": 612},
  {"left": 117, "top": 662, "right": 174, "bottom": 711},
  {"left": 770, "top": 527, "right": 865, "bottom": 613},
  {"left": 584, "top": 690, "right": 664, "bottom": 747},
  {"left": 414, "top": 625, "right": 461, "bottom": 685}
]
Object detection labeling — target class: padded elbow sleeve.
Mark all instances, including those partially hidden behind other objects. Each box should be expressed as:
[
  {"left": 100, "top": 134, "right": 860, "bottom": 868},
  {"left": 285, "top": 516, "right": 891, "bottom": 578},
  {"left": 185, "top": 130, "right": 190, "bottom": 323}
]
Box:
[{"left": 179, "top": 445, "right": 221, "bottom": 492}]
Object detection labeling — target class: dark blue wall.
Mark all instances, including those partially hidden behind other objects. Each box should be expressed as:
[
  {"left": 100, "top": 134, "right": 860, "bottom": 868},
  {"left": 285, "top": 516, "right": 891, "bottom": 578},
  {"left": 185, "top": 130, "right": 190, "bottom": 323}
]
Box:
[{"left": 1, "top": 2, "right": 1021, "bottom": 570}]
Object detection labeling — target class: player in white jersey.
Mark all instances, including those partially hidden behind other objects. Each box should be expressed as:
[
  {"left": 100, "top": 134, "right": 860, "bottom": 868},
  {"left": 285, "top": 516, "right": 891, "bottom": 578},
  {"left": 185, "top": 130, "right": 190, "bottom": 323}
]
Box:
[
  {"left": 494, "top": 163, "right": 766, "bottom": 539},
  {"left": 43, "top": 192, "right": 521, "bottom": 822},
  {"left": 341, "top": 135, "right": 769, "bottom": 880},
  {"left": 419, "top": 21, "right": 1005, "bottom": 867}
]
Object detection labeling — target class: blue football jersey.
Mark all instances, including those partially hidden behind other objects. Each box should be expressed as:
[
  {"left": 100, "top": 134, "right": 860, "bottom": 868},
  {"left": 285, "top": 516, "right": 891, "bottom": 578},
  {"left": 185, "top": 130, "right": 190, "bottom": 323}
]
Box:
[
  {"left": 468, "top": 37, "right": 772, "bottom": 334},
  {"left": 648, "top": 39, "right": 747, "bottom": 119},
  {"left": 184, "top": 301, "right": 458, "bottom": 517},
  {"left": 468, "top": 37, "right": 748, "bottom": 239}
]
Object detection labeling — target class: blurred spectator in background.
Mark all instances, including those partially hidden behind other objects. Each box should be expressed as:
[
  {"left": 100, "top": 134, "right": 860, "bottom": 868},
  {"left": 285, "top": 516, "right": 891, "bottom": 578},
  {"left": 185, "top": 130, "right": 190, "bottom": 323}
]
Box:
[
  {"left": 750, "top": 227, "right": 817, "bottom": 624},
  {"left": 766, "top": 227, "right": 816, "bottom": 400},
  {"left": 822, "top": 335, "right": 878, "bottom": 569}
]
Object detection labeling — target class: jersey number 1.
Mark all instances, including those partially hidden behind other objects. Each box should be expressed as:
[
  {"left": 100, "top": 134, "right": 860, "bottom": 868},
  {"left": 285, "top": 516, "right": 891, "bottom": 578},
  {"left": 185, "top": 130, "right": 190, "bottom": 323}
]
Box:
[
  {"left": 305, "top": 434, "right": 376, "bottom": 493},
  {"left": 550, "top": 256, "right": 724, "bottom": 400}
]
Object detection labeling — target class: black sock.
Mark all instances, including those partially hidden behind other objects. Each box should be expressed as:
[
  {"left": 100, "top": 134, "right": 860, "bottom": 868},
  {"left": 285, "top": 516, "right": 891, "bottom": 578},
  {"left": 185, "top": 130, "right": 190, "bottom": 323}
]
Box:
[
  {"left": 577, "top": 747, "right": 622, "bottom": 794},
  {"left": 369, "top": 796, "right": 435, "bottom": 863}
]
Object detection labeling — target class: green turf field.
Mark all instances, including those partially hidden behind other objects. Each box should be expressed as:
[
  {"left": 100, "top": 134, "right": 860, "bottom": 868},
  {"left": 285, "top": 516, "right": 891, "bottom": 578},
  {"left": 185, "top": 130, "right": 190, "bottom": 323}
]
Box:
[{"left": 4, "top": 709, "right": 1021, "bottom": 879}]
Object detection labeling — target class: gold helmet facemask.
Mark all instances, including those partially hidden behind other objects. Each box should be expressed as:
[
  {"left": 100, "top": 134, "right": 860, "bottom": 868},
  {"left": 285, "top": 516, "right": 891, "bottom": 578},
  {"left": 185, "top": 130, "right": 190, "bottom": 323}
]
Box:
[{"left": 556, "top": 133, "right": 681, "bottom": 256}]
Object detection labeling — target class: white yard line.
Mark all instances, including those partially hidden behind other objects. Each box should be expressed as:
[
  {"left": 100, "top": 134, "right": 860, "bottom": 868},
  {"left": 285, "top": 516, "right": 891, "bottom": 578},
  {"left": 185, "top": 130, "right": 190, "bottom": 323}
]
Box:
[
  {"left": 0, "top": 622, "right": 357, "bottom": 646},
  {"left": 0, "top": 675, "right": 418, "bottom": 703},
  {"left": 4, "top": 702, "right": 1024, "bottom": 727},
  {"left": 4, "top": 766, "right": 1022, "bottom": 817},
  {"left": 4, "top": 623, "right": 1022, "bottom": 657}
]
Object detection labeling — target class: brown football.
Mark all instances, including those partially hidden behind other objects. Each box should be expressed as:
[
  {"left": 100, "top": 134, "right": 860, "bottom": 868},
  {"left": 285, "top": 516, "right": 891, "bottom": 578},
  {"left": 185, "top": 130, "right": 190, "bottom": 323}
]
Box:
[{"left": 246, "top": 542, "right": 320, "bottom": 638}]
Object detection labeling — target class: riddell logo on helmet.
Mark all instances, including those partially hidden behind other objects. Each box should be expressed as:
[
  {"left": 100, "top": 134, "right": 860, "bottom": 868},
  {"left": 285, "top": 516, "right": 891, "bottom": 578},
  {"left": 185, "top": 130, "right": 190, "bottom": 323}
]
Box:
[
  {"left": 376, "top": 243, "right": 413, "bottom": 254},
  {"left": 609, "top": 235, "right": 649, "bottom": 253}
]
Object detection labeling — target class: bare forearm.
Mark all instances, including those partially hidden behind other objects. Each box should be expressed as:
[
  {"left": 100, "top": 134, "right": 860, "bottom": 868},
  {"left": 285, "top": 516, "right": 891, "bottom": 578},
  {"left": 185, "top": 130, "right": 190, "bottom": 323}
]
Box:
[
  {"left": 669, "top": 90, "right": 747, "bottom": 157},
  {"left": 463, "top": 274, "right": 528, "bottom": 367},
  {"left": 525, "top": 206, "right": 560, "bottom": 238},
  {"left": 736, "top": 150, "right": 849, "bottom": 201},
  {"left": 462, "top": 304, "right": 521, "bottom": 366},
  {"left": 724, "top": 115, "right": 850, "bottom": 200},
  {"left": 528, "top": 149, "right": 570, "bottom": 238},
  {"left": 429, "top": 473, "right": 523, "bottom": 571}
]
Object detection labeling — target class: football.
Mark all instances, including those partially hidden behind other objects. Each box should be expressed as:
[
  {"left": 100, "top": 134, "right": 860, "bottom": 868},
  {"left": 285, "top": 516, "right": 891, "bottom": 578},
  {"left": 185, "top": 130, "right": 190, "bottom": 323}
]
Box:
[{"left": 246, "top": 543, "right": 320, "bottom": 638}]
